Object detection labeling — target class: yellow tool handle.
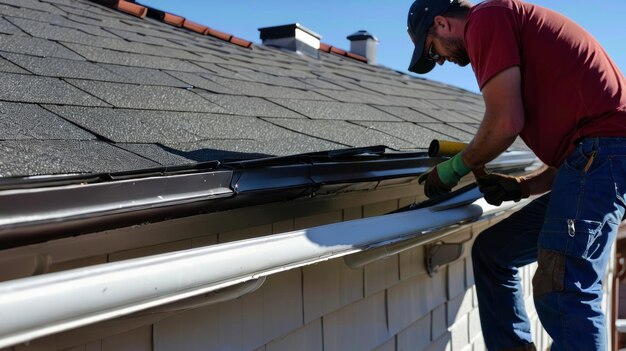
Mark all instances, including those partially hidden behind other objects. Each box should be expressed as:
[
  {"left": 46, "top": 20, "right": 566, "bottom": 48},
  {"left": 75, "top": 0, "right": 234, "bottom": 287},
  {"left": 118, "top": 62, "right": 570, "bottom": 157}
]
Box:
[
  {"left": 428, "top": 139, "right": 468, "bottom": 157},
  {"left": 427, "top": 139, "right": 488, "bottom": 177}
]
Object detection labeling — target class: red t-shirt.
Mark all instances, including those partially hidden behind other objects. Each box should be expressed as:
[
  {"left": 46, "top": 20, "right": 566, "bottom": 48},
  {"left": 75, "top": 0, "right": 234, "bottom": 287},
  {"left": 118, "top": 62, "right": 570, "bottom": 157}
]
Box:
[{"left": 465, "top": 0, "right": 626, "bottom": 166}]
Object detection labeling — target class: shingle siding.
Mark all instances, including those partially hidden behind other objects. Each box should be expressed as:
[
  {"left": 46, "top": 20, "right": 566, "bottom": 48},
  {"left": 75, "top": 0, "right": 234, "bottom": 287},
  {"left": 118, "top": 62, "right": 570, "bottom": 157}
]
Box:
[
  {"left": 323, "top": 291, "right": 389, "bottom": 351},
  {"left": 13, "top": 197, "right": 557, "bottom": 351}
]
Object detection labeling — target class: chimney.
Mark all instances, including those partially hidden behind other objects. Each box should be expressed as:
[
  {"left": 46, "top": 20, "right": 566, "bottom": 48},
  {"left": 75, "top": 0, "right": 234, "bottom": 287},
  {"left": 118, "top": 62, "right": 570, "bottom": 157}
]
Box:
[
  {"left": 347, "top": 30, "right": 378, "bottom": 64},
  {"left": 259, "top": 23, "right": 321, "bottom": 59}
]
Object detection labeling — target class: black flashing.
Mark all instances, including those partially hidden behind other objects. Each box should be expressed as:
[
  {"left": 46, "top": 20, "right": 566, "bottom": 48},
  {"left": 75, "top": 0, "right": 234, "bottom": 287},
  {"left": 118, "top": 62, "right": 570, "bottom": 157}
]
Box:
[{"left": 347, "top": 30, "right": 378, "bottom": 42}]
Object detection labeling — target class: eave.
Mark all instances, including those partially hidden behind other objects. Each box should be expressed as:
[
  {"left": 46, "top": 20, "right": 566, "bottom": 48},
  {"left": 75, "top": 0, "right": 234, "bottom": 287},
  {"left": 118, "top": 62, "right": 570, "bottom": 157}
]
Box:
[{"left": 0, "top": 146, "right": 537, "bottom": 249}]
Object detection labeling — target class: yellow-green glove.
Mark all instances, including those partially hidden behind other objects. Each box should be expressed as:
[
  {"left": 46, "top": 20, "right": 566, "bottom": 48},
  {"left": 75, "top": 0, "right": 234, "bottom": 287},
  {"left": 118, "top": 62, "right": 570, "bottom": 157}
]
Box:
[{"left": 418, "top": 153, "right": 471, "bottom": 198}]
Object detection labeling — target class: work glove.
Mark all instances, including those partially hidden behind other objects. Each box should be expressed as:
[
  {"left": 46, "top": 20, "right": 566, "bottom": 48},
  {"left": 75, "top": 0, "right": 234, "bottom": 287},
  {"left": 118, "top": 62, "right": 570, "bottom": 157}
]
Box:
[
  {"left": 477, "top": 173, "right": 530, "bottom": 206},
  {"left": 418, "top": 153, "right": 471, "bottom": 198}
]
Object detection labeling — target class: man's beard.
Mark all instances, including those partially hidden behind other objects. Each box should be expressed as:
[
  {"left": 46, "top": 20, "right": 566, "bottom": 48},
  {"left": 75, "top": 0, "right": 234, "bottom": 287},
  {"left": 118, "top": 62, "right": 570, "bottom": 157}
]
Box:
[{"left": 439, "top": 35, "right": 470, "bottom": 67}]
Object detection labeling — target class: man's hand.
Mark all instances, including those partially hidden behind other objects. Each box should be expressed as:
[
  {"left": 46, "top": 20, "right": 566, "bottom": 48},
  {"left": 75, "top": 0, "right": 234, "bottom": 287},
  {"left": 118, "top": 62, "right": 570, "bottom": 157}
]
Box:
[
  {"left": 477, "top": 173, "right": 530, "bottom": 206},
  {"left": 418, "top": 153, "right": 471, "bottom": 198}
]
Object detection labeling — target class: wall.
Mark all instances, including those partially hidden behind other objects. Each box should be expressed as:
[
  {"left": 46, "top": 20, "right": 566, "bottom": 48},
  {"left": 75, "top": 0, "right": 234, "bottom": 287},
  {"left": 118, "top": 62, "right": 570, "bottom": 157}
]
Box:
[{"left": 2, "top": 185, "right": 596, "bottom": 351}]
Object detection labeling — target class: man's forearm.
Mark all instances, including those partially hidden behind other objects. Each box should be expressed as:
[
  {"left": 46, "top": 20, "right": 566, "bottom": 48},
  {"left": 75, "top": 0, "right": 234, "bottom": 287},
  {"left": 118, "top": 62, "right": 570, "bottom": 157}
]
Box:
[
  {"left": 460, "top": 66, "right": 525, "bottom": 170},
  {"left": 462, "top": 133, "right": 517, "bottom": 170}
]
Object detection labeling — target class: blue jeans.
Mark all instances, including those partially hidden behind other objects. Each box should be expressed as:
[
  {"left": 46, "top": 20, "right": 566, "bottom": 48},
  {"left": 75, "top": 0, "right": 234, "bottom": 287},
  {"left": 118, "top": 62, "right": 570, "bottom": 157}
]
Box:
[{"left": 472, "top": 138, "right": 626, "bottom": 351}]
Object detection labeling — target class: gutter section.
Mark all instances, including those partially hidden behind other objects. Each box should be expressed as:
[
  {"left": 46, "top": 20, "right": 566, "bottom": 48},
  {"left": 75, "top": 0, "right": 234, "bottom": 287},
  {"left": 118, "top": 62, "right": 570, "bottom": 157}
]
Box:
[
  {"left": 0, "top": 187, "right": 526, "bottom": 348},
  {"left": 0, "top": 147, "right": 538, "bottom": 249},
  {"left": 0, "top": 172, "right": 233, "bottom": 227},
  {"left": 0, "top": 171, "right": 233, "bottom": 248}
]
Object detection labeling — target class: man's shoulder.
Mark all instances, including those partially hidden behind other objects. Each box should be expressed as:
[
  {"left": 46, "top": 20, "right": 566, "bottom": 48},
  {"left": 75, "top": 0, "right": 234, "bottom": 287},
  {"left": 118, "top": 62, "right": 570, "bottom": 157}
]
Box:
[{"left": 472, "top": 0, "right": 518, "bottom": 14}]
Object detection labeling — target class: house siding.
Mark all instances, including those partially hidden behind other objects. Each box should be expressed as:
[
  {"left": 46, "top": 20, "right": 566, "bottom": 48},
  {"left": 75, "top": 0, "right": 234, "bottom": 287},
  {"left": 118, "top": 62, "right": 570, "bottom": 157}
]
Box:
[{"left": 7, "top": 191, "right": 606, "bottom": 351}]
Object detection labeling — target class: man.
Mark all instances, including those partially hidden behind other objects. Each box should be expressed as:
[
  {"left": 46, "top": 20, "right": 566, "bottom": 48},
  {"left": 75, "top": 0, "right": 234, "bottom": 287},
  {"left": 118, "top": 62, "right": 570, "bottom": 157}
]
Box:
[{"left": 407, "top": 0, "right": 626, "bottom": 350}]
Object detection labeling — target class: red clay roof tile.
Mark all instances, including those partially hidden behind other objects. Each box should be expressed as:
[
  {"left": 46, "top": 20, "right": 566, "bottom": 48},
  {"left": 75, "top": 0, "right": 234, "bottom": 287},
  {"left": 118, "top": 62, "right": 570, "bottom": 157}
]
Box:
[
  {"left": 330, "top": 46, "right": 347, "bottom": 56},
  {"left": 319, "top": 43, "right": 332, "bottom": 53},
  {"left": 183, "top": 19, "right": 209, "bottom": 34},
  {"left": 113, "top": 1, "right": 147, "bottom": 18},
  {"left": 163, "top": 13, "right": 184, "bottom": 27},
  {"left": 346, "top": 52, "right": 367, "bottom": 63},
  {"left": 206, "top": 28, "right": 232, "bottom": 42},
  {"left": 230, "top": 36, "right": 253, "bottom": 48}
]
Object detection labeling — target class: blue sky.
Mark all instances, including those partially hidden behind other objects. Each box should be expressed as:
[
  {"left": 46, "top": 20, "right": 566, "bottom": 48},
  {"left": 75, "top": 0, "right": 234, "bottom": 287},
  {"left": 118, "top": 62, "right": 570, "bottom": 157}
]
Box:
[{"left": 139, "top": 1, "right": 626, "bottom": 94}]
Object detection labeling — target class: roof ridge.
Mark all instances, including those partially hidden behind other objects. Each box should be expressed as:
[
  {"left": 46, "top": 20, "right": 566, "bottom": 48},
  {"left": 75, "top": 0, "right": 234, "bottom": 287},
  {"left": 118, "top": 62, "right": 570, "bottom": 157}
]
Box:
[
  {"left": 319, "top": 42, "right": 367, "bottom": 63},
  {"left": 89, "top": 0, "right": 253, "bottom": 48},
  {"left": 89, "top": 0, "right": 368, "bottom": 63}
]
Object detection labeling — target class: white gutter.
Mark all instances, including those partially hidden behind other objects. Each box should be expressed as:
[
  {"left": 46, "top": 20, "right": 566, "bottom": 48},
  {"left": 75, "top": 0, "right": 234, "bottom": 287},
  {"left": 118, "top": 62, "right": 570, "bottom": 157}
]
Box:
[{"left": 0, "top": 187, "right": 521, "bottom": 348}]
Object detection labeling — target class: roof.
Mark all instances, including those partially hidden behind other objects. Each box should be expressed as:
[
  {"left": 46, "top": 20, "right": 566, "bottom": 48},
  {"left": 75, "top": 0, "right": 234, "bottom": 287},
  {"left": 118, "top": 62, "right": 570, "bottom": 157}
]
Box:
[{"left": 0, "top": 0, "right": 512, "bottom": 180}]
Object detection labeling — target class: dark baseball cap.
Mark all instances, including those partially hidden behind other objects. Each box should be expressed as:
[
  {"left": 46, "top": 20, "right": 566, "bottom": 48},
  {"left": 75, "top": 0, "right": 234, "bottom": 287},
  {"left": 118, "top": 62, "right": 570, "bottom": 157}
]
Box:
[{"left": 407, "top": 0, "right": 456, "bottom": 74}]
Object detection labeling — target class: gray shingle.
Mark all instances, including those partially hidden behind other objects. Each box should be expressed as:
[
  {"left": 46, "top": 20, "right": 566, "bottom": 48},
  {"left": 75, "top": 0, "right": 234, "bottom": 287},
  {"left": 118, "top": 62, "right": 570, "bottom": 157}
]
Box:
[
  {"left": 0, "top": 72, "right": 108, "bottom": 106},
  {"left": 234, "top": 71, "right": 311, "bottom": 90},
  {"left": 313, "top": 89, "right": 393, "bottom": 105},
  {"left": 297, "top": 78, "right": 344, "bottom": 90},
  {"left": 1, "top": 8, "right": 119, "bottom": 39},
  {"left": 45, "top": 106, "right": 291, "bottom": 143},
  {"left": 1, "top": 52, "right": 122, "bottom": 80},
  {"left": 0, "top": 0, "right": 64, "bottom": 14},
  {"left": 163, "top": 135, "right": 344, "bottom": 161},
  {"left": 379, "top": 95, "right": 442, "bottom": 109},
  {"left": 95, "top": 38, "right": 206, "bottom": 62},
  {"left": 0, "top": 16, "right": 21, "bottom": 34},
  {"left": 0, "top": 102, "right": 95, "bottom": 140},
  {"left": 160, "top": 141, "right": 272, "bottom": 161},
  {"left": 180, "top": 52, "right": 231, "bottom": 66},
  {"left": 49, "top": 1, "right": 133, "bottom": 19},
  {"left": 63, "top": 43, "right": 206, "bottom": 72},
  {"left": 359, "top": 81, "right": 451, "bottom": 100},
  {"left": 205, "top": 76, "right": 333, "bottom": 100},
  {"left": 457, "top": 109, "right": 484, "bottom": 122},
  {"left": 188, "top": 62, "right": 242, "bottom": 80},
  {"left": 164, "top": 71, "right": 235, "bottom": 94},
  {"left": 198, "top": 93, "right": 304, "bottom": 118},
  {"left": 249, "top": 64, "right": 317, "bottom": 79},
  {"left": 7, "top": 16, "right": 99, "bottom": 43},
  {"left": 0, "top": 140, "right": 159, "bottom": 177},
  {"left": 352, "top": 121, "right": 451, "bottom": 148},
  {"left": 44, "top": 105, "right": 196, "bottom": 143},
  {"left": 116, "top": 143, "right": 195, "bottom": 166},
  {"left": 415, "top": 123, "right": 475, "bottom": 142},
  {"left": 263, "top": 118, "right": 414, "bottom": 150},
  {"left": 0, "top": 56, "right": 29, "bottom": 74},
  {"left": 374, "top": 106, "right": 439, "bottom": 123},
  {"left": 103, "top": 27, "right": 188, "bottom": 48},
  {"left": 0, "top": 34, "right": 85, "bottom": 59},
  {"left": 429, "top": 99, "right": 486, "bottom": 113},
  {"left": 65, "top": 79, "right": 225, "bottom": 112},
  {"left": 268, "top": 99, "right": 401, "bottom": 121},
  {"left": 417, "top": 108, "right": 478, "bottom": 123},
  {"left": 99, "top": 64, "right": 190, "bottom": 87},
  {"left": 447, "top": 123, "right": 480, "bottom": 135}
]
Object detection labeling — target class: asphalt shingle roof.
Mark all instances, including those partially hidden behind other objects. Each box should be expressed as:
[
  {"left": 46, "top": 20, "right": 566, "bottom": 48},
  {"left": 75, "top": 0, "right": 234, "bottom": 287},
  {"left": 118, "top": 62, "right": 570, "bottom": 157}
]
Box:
[{"left": 0, "top": 0, "right": 514, "bottom": 178}]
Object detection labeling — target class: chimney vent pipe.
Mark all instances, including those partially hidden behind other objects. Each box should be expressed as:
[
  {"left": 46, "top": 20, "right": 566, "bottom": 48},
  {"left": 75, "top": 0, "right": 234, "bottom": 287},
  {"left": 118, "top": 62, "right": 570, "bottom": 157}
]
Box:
[{"left": 347, "top": 30, "right": 378, "bottom": 64}]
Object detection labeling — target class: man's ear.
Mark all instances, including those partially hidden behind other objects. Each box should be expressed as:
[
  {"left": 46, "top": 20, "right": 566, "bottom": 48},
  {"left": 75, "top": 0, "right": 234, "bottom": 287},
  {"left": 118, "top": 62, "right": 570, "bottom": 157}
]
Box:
[{"left": 433, "top": 15, "right": 450, "bottom": 32}]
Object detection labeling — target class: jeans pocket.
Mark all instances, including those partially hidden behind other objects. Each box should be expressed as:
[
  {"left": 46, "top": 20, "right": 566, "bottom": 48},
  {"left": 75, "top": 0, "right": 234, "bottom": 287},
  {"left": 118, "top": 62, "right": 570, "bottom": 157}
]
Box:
[
  {"left": 533, "top": 249, "right": 565, "bottom": 297},
  {"left": 564, "top": 146, "right": 591, "bottom": 173},
  {"left": 538, "top": 218, "right": 604, "bottom": 259}
]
